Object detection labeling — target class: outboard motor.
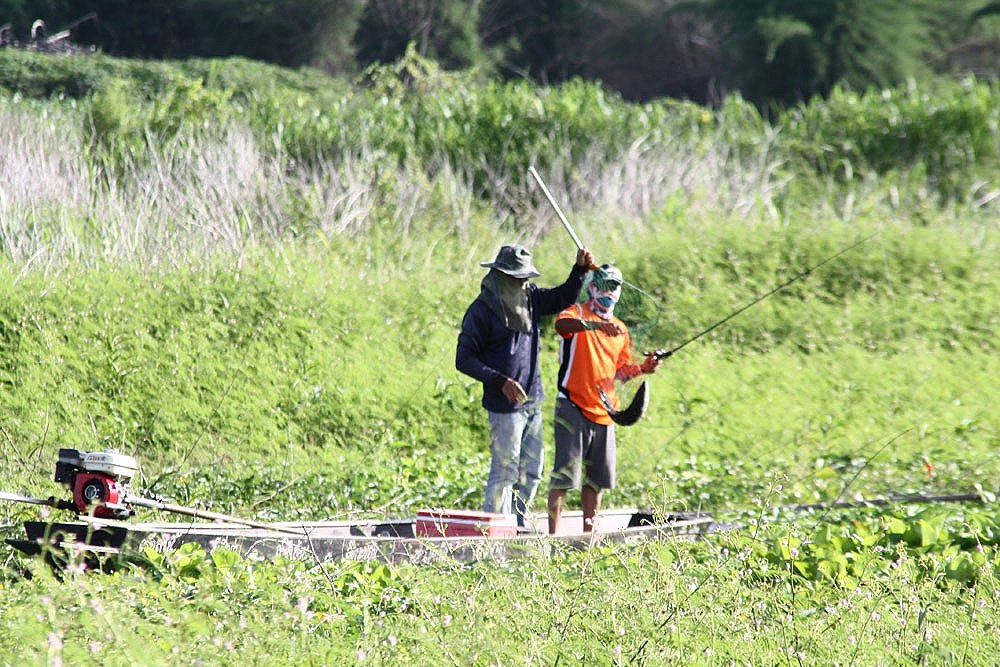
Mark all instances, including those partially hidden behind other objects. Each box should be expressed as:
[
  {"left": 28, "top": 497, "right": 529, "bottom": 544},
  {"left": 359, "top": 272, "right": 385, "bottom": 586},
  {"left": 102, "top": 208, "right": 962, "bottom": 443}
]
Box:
[{"left": 53, "top": 449, "right": 137, "bottom": 519}]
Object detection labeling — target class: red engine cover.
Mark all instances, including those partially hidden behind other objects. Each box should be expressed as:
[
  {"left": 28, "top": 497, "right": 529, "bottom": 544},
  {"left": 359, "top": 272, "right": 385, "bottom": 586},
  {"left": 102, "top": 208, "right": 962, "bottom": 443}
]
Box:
[{"left": 73, "top": 472, "right": 130, "bottom": 518}]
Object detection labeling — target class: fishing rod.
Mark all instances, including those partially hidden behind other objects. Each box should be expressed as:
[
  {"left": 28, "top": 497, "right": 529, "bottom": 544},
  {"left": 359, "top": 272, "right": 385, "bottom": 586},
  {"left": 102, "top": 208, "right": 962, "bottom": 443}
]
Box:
[
  {"left": 650, "top": 232, "right": 875, "bottom": 360},
  {"left": 527, "top": 166, "right": 588, "bottom": 256},
  {"left": 601, "top": 233, "right": 875, "bottom": 425},
  {"left": 528, "top": 166, "right": 655, "bottom": 426}
]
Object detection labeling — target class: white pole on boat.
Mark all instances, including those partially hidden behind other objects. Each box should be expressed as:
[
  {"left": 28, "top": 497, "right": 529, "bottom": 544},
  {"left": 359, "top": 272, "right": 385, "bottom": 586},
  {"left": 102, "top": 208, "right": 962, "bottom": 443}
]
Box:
[
  {"left": 124, "top": 495, "right": 308, "bottom": 537},
  {"left": 0, "top": 491, "right": 57, "bottom": 507}
]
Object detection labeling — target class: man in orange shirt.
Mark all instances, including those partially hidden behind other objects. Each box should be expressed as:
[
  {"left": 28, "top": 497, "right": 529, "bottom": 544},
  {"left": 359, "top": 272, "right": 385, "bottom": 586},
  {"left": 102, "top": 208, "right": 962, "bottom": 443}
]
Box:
[{"left": 547, "top": 264, "right": 660, "bottom": 534}]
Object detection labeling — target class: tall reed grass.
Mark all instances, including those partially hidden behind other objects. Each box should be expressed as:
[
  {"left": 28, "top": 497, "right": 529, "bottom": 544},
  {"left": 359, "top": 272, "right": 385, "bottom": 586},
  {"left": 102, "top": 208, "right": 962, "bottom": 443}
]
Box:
[
  {"left": 0, "top": 56, "right": 997, "bottom": 667},
  {"left": 4, "top": 97, "right": 994, "bottom": 277}
]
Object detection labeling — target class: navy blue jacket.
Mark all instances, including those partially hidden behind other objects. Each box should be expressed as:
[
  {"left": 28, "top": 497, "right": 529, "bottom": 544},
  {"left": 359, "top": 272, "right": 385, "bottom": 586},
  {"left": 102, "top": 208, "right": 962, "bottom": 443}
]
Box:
[{"left": 456, "top": 264, "right": 587, "bottom": 413}]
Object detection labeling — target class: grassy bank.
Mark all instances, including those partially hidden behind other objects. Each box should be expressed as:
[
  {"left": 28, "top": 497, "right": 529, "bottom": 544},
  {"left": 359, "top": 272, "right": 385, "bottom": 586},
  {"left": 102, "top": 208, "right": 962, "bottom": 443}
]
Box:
[
  {"left": 1, "top": 216, "right": 994, "bottom": 515},
  {"left": 0, "top": 53, "right": 997, "bottom": 665}
]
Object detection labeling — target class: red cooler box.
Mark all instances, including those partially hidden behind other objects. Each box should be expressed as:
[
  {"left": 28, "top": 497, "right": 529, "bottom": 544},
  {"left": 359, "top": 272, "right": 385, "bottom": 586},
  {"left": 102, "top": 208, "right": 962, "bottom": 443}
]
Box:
[{"left": 416, "top": 509, "right": 518, "bottom": 538}]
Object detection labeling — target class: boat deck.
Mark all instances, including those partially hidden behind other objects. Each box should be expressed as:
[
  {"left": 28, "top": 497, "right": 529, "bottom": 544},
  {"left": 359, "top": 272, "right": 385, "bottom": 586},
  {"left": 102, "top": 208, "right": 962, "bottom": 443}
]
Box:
[{"left": 7, "top": 509, "right": 718, "bottom": 566}]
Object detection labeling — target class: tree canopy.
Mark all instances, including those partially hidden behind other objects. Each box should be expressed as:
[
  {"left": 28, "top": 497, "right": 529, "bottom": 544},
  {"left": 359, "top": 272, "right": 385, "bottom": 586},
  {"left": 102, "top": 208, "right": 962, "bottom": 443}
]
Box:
[{"left": 1, "top": 0, "right": 997, "bottom": 107}]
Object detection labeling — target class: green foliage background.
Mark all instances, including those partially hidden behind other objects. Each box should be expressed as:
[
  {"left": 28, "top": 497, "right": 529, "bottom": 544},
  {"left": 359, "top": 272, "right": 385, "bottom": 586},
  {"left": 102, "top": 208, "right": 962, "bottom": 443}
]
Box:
[
  {"left": 0, "top": 48, "right": 995, "bottom": 514},
  {"left": 0, "top": 51, "right": 997, "bottom": 665},
  {"left": 4, "top": 0, "right": 1000, "bottom": 106}
]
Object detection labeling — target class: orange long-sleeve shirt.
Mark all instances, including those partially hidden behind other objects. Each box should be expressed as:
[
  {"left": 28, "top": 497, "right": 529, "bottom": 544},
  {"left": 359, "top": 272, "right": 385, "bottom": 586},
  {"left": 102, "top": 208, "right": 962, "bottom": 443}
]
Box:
[{"left": 555, "top": 303, "right": 634, "bottom": 425}]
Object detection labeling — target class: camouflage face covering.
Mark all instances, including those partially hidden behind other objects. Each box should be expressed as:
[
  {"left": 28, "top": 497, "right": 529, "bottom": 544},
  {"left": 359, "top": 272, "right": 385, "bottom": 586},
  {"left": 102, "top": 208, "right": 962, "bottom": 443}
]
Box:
[
  {"left": 587, "top": 281, "right": 620, "bottom": 319},
  {"left": 587, "top": 265, "right": 623, "bottom": 320},
  {"left": 591, "top": 266, "right": 623, "bottom": 292}
]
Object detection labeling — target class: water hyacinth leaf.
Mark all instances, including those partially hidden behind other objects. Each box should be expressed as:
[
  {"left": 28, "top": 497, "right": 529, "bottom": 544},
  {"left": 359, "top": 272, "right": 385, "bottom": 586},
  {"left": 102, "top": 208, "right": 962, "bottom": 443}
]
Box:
[
  {"left": 811, "top": 523, "right": 834, "bottom": 546},
  {"left": 792, "top": 559, "right": 813, "bottom": 577},
  {"left": 852, "top": 521, "right": 880, "bottom": 547},
  {"left": 816, "top": 555, "right": 848, "bottom": 582},
  {"left": 945, "top": 552, "right": 979, "bottom": 584},
  {"left": 902, "top": 519, "right": 942, "bottom": 549},
  {"left": 210, "top": 547, "right": 241, "bottom": 573},
  {"left": 141, "top": 546, "right": 167, "bottom": 568},
  {"left": 887, "top": 517, "right": 908, "bottom": 537}
]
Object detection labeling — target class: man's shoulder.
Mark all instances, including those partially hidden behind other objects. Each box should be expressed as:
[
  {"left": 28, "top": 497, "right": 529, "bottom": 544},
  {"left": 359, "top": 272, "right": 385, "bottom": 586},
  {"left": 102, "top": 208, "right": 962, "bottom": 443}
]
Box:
[
  {"left": 464, "top": 292, "right": 483, "bottom": 306},
  {"left": 460, "top": 296, "right": 491, "bottom": 323},
  {"left": 463, "top": 294, "right": 489, "bottom": 311},
  {"left": 556, "top": 303, "right": 583, "bottom": 318}
]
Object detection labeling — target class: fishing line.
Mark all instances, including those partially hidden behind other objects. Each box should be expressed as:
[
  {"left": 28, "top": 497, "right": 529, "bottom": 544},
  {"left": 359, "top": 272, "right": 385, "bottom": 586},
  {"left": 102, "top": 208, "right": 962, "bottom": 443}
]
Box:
[
  {"left": 144, "top": 347, "right": 256, "bottom": 495},
  {"left": 719, "top": 428, "right": 917, "bottom": 532},
  {"left": 656, "top": 365, "right": 778, "bottom": 451},
  {"left": 143, "top": 277, "right": 341, "bottom": 507},
  {"left": 650, "top": 232, "right": 877, "bottom": 360},
  {"left": 633, "top": 357, "right": 931, "bottom": 525},
  {"left": 607, "top": 277, "right": 662, "bottom": 345},
  {"left": 631, "top": 428, "right": 940, "bottom": 665},
  {"left": 803, "top": 428, "right": 910, "bottom": 532}
]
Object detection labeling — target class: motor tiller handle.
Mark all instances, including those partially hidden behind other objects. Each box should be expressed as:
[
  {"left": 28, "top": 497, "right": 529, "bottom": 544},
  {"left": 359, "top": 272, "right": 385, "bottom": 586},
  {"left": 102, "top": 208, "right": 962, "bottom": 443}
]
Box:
[{"left": 0, "top": 491, "right": 61, "bottom": 507}]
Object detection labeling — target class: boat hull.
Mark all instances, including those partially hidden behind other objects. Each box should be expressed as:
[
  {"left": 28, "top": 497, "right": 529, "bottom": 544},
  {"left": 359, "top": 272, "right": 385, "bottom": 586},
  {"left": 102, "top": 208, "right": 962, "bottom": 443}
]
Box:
[{"left": 6, "top": 509, "right": 717, "bottom": 567}]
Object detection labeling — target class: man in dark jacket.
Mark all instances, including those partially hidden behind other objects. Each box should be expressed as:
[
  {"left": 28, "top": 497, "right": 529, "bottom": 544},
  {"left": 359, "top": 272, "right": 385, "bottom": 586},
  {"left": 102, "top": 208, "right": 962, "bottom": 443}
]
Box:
[{"left": 456, "top": 244, "right": 592, "bottom": 525}]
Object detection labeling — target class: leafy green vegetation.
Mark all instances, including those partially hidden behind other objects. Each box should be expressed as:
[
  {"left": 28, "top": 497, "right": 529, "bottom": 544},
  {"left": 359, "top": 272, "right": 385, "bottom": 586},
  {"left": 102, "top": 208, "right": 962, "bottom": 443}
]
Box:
[
  {"left": 2, "top": 49, "right": 997, "bottom": 198},
  {"left": 5, "top": 0, "right": 998, "bottom": 105},
  {"left": 2, "top": 513, "right": 997, "bottom": 665},
  {"left": 0, "top": 53, "right": 997, "bottom": 665}
]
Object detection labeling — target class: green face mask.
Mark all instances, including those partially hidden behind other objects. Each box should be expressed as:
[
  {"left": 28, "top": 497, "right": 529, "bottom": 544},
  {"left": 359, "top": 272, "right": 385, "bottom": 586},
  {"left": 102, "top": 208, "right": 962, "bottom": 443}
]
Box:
[
  {"left": 592, "top": 271, "right": 622, "bottom": 293},
  {"left": 481, "top": 270, "right": 532, "bottom": 333}
]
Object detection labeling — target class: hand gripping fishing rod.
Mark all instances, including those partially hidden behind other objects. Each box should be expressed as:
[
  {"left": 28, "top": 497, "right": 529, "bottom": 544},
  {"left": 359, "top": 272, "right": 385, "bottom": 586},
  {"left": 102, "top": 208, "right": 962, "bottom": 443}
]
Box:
[{"left": 528, "top": 165, "right": 652, "bottom": 426}]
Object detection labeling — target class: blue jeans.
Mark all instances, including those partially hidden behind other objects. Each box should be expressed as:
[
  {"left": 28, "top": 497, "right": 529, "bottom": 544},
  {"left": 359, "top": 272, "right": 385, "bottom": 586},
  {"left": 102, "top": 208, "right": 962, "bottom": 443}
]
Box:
[{"left": 484, "top": 408, "right": 543, "bottom": 525}]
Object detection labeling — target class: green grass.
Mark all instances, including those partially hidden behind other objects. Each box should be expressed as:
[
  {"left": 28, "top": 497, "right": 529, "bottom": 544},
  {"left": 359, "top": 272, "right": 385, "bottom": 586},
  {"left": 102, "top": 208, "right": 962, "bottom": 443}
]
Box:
[
  {"left": 0, "top": 54, "right": 998, "bottom": 665},
  {"left": 1, "top": 211, "right": 995, "bottom": 665},
  {"left": 1, "top": 527, "right": 997, "bottom": 665}
]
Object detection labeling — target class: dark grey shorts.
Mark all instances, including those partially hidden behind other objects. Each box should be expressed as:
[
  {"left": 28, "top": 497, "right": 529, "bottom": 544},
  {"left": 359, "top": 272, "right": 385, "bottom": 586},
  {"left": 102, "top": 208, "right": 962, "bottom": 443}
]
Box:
[{"left": 550, "top": 398, "right": 616, "bottom": 490}]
